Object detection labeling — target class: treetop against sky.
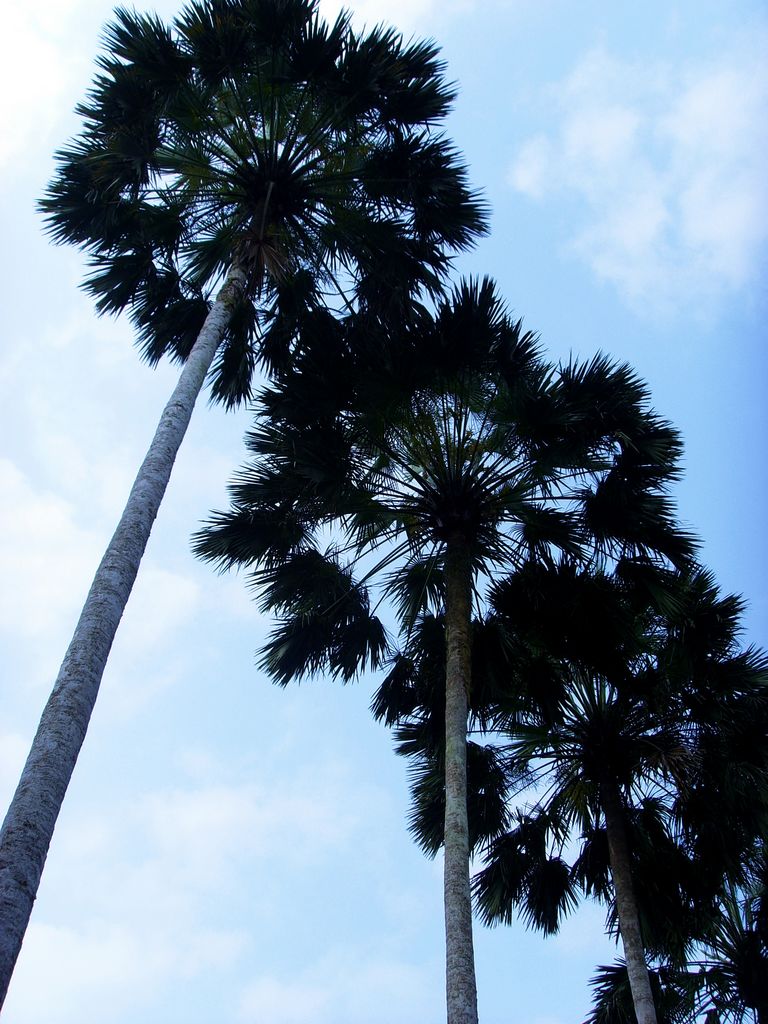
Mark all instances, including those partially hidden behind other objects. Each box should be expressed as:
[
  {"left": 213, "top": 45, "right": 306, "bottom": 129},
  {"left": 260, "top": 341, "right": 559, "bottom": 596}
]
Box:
[{"left": 0, "top": 1, "right": 765, "bottom": 1022}]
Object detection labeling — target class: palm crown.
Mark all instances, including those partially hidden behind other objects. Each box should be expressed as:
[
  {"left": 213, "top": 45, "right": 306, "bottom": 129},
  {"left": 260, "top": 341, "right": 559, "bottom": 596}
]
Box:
[
  {"left": 41, "top": 0, "right": 486, "bottom": 403},
  {"left": 195, "top": 277, "right": 693, "bottom": 657}
]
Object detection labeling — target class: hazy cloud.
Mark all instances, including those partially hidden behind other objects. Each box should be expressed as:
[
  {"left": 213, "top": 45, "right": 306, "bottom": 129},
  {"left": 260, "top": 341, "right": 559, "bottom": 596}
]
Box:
[
  {"left": 320, "top": 0, "right": 474, "bottom": 34},
  {"left": 238, "top": 950, "right": 437, "bottom": 1024},
  {"left": 0, "top": 455, "right": 203, "bottom": 718},
  {"left": 509, "top": 41, "right": 768, "bottom": 314},
  {"left": 5, "top": 921, "right": 247, "bottom": 1024},
  {"left": 0, "top": 458, "right": 102, "bottom": 643},
  {"left": 110, "top": 566, "right": 201, "bottom": 662},
  {"left": 0, "top": 5, "right": 75, "bottom": 169},
  {"left": 3, "top": 758, "right": 396, "bottom": 1023}
]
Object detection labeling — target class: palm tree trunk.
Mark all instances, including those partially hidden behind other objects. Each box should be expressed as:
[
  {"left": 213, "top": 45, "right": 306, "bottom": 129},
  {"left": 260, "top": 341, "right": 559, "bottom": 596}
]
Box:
[
  {"left": 0, "top": 266, "right": 246, "bottom": 1006},
  {"left": 602, "top": 782, "right": 658, "bottom": 1024},
  {"left": 443, "top": 537, "right": 479, "bottom": 1024}
]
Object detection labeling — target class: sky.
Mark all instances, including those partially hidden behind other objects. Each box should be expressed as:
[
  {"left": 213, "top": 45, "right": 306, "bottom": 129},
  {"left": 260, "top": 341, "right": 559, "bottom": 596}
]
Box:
[{"left": 0, "top": 1, "right": 766, "bottom": 1021}]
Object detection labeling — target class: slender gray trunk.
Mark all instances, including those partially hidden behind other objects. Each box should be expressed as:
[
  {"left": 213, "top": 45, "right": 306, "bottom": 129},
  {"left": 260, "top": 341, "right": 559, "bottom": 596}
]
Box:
[
  {"left": 0, "top": 267, "right": 246, "bottom": 1006},
  {"left": 443, "top": 538, "right": 479, "bottom": 1024},
  {"left": 602, "top": 783, "right": 658, "bottom": 1024}
]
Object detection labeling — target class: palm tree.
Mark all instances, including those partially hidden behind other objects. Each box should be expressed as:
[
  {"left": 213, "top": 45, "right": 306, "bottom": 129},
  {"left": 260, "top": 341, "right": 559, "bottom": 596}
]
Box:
[
  {"left": 695, "top": 862, "right": 768, "bottom": 1024},
  {"left": 0, "top": 0, "right": 486, "bottom": 1001},
  {"left": 372, "top": 611, "right": 514, "bottom": 863},
  {"left": 398, "top": 568, "right": 686, "bottom": 1024},
  {"left": 586, "top": 960, "right": 696, "bottom": 1024},
  {"left": 472, "top": 564, "right": 768, "bottom": 1024},
  {"left": 194, "top": 279, "right": 691, "bottom": 1024},
  {"left": 587, "top": 854, "right": 768, "bottom": 1024},
  {"left": 499, "top": 678, "right": 685, "bottom": 1024}
]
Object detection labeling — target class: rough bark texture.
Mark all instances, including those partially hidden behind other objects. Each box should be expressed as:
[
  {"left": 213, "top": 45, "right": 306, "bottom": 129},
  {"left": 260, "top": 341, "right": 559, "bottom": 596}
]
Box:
[
  {"left": 443, "top": 539, "right": 479, "bottom": 1024},
  {"left": 602, "top": 783, "right": 659, "bottom": 1024},
  {"left": 0, "top": 268, "right": 246, "bottom": 1006}
]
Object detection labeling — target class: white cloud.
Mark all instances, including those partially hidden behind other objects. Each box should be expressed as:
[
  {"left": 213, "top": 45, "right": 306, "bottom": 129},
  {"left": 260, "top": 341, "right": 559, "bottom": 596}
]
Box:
[
  {"left": 96, "top": 566, "right": 203, "bottom": 717},
  {"left": 1, "top": 740, "right": 420, "bottom": 1023},
  {"left": 0, "top": 291, "right": 182, "bottom": 525},
  {"left": 319, "top": 0, "right": 474, "bottom": 35},
  {"left": 563, "top": 104, "right": 642, "bottom": 172},
  {"left": 0, "top": 6, "right": 75, "bottom": 169},
  {"left": 3, "top": 758, "right": 376, "bottom": 1021},
  {"left": 239, "top": 975, "right": 331, "bottom": 1024},
  {"left": 138, "top": 768, "right": 360, "bottom": 884},
  {"left": 509, "top": 41, "right": 768, "bottom": 314},
  {"left": 0, "top": 453, "right": 204, "bottom": 721},
  {"left": 4, "top": 921, "right": 247, "bottom": 1024},
  {"left": 110, "top": 566, "right": 201, "bottom": 661},
  {"left": 0, "top": 458, "right": 102, "bottom": 643},
  {"left": 238, "top": 950, "right": 437, "bottom": 1024},
  {"left": 509, "top": 136, "right": 555, "bottom": 199}
]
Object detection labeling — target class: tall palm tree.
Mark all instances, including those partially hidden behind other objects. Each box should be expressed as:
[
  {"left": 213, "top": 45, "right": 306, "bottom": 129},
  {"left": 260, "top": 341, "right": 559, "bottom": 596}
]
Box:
[
  {"left": 472, "top": 564, "right": 768, "bottom": 1024},
  {"left": 194, "top": 279, "right": 692, "bottom": 1024},
  {"left": 587, "top": 854, "right": 768, "bottom": 1024},
  {"left": 586, "top": 960, "right": 696, "bottom": 1024},
  {"left": 0, "top": 0, "right": 486, "bottom": 1001},
  {"left": 695, "top": 862, "right": 768, "bottom": 1024},
  {"left": 402, "top": 571, "right": 691, "bottom": 1024},
  {"left": 496, "top": 677, "right": 686, "bottom": 1024}
]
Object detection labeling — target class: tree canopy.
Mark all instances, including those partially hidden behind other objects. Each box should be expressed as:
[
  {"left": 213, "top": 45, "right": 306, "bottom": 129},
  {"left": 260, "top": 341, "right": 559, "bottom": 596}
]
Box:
[{"left": 41, "top": 0, "right": 486, "bottom": 404}]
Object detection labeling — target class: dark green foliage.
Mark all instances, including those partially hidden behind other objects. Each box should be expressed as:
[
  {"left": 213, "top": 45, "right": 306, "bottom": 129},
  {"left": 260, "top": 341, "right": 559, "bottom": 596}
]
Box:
[
  {"left": 585, "top": 862, "right": 768, "bottom": 1024},
  {"left": 586, "top": 962, "right": 698, "bottom": 1024},
  {"left": 397, "top": 733, "right": 511, "bottom": 857},
  {"left": 474, "top": 810, "right": 579, "bottom": 934},
  {"left": 195, "top": 279, "right": 691, "bottom": 693},
  {"left": 41, "top": 0, "right": 487, "bottom": 403},
  {"left": 468, "top": 559, "right": 767, "bottom": 1022}
]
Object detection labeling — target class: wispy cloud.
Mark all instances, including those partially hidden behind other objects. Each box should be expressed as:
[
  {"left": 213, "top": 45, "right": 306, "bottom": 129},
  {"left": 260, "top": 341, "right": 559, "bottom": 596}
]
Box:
[
  {"left": 0, "top": 454, "right": 209, "bottom": 718},
  {"left": 319, "top": 0, "right": 477, "bottom": 35},
  {"left": 509, "top": 40, "right": 768, "bottom": 315},
  {"left": 0, "top": 458, "right": 103, "bottom": 644},
  {"left": 2, "top": 756, "right": 409, "bottom": 1023},
  {"left": 237, "top": 950, "right": 438, "bottom": 1024},
  {"left": 6, "top": 921, "right": 248, "bottom": 1024},
  {"left": 0, "top": 5, "right": 75, "bottom": 170}
]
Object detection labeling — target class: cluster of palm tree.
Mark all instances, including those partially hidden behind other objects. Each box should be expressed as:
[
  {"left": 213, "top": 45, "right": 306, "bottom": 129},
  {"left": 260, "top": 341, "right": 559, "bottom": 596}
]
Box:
[
  {"left": 191, "top": 275, "right": 765, "bottom": 1024},
  {"left": 1, "top": 0, "right": 765, "bottom": 1020},
  {"left": 376, "top": 557, "right": 767, "bottom": 1024}
]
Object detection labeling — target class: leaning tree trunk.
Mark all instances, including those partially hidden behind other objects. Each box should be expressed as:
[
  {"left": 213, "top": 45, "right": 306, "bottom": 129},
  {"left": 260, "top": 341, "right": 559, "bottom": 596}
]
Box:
[
  {"left": 602, "top": 782, "right": 658, "bottom": 1024},
  {"left": 0, "top": 266, "right": 246, "bottom": 1006},
  {"left": 443, "top": 537, "right": 479, "bottom": 1024}
]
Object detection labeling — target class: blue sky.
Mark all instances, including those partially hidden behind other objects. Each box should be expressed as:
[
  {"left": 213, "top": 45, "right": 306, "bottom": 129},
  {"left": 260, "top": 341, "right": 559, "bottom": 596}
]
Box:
[{"left": 0, "top": 1, "right": 765, "bottom": 1021}]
